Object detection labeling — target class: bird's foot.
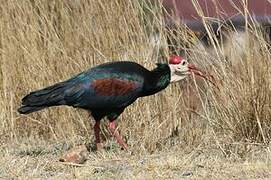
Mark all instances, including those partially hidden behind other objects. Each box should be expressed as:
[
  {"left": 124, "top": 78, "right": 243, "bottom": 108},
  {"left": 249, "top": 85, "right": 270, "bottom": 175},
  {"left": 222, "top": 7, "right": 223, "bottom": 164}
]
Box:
[
  {"left": 119, "top": 141, "right": 128, "bottom": 150},
  {"left": 108, "top": 121, "right": 129, "bottom": 150},
  {"left": 96, "top": 143, "right": 103, "bottom": 151}
]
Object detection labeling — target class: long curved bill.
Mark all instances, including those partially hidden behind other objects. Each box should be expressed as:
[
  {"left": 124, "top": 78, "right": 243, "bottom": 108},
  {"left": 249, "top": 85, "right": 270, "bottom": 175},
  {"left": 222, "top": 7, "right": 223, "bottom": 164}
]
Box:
[{"left": 188, "top": 64, "right": 217, "bottom": 87}]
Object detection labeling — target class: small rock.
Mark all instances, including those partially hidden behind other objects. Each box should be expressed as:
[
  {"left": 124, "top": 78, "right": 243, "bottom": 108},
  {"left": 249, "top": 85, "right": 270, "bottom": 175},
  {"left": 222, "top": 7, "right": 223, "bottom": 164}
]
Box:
[
  {"left": 182, "top": 171, "right": 193, "bottom": 177},
  {"left": 196, "top": 164, "right": 204, "bottom": 168},
  {"left": 59, "top": 145, "right": 89, "bottom": 164}
]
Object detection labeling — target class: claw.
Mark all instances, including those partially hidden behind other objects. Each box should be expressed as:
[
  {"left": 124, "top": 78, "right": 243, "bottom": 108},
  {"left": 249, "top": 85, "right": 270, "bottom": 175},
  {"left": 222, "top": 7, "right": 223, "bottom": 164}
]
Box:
[{"left": 108, "top": 120, "right": 128, "bottom": 150}]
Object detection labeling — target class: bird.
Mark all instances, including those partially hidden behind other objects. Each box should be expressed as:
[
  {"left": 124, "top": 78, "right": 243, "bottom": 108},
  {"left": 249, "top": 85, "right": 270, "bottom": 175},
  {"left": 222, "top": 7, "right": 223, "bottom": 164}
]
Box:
[{"left": 18, "top": 55, "right": 205, "bottom": 150}]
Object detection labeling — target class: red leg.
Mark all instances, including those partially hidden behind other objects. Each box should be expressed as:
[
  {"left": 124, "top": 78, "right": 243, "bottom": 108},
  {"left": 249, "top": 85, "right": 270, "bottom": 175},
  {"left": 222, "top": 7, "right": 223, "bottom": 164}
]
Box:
[
  {"left": 108, "top": 120, "right": 128, "bottom": 150},
  {"left": 94, "top": 121, "right": 102, "bottom": 150}
]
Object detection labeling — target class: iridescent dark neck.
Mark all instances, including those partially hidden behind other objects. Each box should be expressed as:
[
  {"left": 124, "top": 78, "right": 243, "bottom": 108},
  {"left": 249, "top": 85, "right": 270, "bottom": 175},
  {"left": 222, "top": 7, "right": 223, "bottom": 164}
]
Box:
[{"left": 142, "top": 63, "right": 171, "bottom": 96}]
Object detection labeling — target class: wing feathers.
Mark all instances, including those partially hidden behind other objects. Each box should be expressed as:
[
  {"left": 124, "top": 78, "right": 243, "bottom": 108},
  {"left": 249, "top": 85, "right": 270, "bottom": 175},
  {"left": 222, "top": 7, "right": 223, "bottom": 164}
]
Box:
[
  {"left": 64, "top": 83, "right": 86, "bottom": 105},
  {"left": 91, "top": 78, "right": 139, "bottom": 96}
]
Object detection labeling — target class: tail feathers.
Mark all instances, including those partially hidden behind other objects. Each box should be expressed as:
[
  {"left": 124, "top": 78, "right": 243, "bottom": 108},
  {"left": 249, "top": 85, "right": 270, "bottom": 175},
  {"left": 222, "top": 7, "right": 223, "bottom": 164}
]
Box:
[
  {"left": 18, "top": 82, "right": 68, "bottom": 114},
  {"left": 18, "top": 106, "right": 46, "bottom": 114},
  {"left": 21, "top": 83, "right": 66, "bottom": 106}
]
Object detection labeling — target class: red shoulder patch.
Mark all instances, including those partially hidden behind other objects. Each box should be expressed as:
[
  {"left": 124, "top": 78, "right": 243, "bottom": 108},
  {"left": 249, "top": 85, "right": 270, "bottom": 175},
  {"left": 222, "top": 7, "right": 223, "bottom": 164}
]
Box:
[{"left": 91, "top": 78, "right": 138, "bottom": 96}]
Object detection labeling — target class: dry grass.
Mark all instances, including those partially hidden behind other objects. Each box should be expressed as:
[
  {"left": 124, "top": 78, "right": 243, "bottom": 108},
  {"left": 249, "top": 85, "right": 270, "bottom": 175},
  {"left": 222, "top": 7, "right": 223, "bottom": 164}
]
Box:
[{"left": 1, "top": 0, "right": 271, "bottom": 179}]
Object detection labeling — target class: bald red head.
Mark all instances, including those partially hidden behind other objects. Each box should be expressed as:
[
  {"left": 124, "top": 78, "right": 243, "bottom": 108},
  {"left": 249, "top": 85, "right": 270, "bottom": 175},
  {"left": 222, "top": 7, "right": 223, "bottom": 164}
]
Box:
[
  {"left": 168, "top": 55, "right": 217, "bottom": 87},
  {"left": 169, "top": 55, "right": 184, "bottom": 64}
]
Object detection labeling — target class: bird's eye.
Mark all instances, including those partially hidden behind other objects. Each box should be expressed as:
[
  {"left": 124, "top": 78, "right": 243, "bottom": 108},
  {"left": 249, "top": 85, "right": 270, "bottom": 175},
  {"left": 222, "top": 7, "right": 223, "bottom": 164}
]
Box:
[{"left": 182, "top": 60, "right": 187, "bottom": 66}]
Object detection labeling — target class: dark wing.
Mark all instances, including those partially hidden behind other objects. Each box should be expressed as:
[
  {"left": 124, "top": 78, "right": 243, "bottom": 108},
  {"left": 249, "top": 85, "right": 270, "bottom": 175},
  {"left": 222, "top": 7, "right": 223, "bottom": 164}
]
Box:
[
  {"left": 91, "top": 78, "right": 139, "bottom": 96},
  {"left": 62, "top": 62, "right": 146, "bottom": 109},
  {"left": 89, "top": 77, "right": 143, "bottom": 108}
]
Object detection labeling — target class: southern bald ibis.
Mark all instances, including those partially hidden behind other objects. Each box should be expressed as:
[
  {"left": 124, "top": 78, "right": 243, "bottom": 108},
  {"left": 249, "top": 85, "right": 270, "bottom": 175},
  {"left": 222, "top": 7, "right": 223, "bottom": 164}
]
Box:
[{"left": 18, "top": 56, "right": 207, "bottom": 150}]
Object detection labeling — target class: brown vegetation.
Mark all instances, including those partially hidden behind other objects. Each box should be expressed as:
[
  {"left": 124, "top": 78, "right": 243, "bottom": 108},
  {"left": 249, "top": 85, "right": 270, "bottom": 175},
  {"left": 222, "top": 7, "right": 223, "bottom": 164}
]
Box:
[{"left": 1, "top": 0, "right": 271, "bottom": 178}]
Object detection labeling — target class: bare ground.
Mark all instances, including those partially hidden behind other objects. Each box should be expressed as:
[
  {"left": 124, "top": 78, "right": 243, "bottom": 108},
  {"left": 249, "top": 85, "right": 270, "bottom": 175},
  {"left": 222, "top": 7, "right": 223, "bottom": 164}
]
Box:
[{"left": 1, "top": 139, "right": 271, "bottom": 180}]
